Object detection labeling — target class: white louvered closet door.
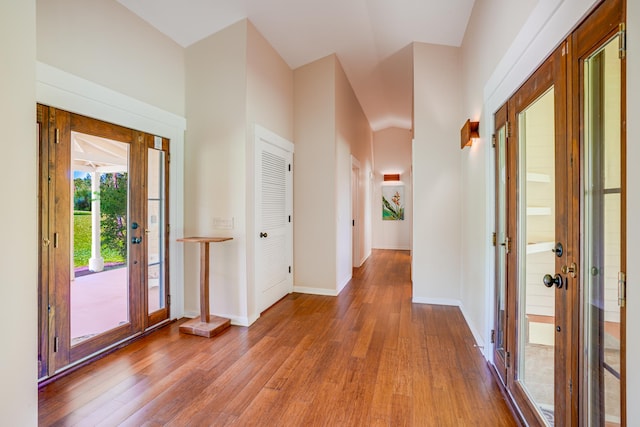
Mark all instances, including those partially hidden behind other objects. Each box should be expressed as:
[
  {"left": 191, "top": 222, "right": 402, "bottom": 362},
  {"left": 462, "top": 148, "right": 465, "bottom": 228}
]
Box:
[{"left": 255, "top": 126, "right": 293, "bottom": 314}]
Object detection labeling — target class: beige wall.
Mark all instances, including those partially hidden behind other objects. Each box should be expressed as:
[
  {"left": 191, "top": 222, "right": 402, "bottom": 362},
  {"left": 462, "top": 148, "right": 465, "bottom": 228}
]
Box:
[
  {"left": 185, "top": 19, "right": 294, "bottom": 323},
  {"left": 184, "top": 20, "right": 249, "bottom": 322},
  {"left": 293, "top": 55, "right": 337, "bottom": 293},
  {"left": 247, "top": 22, "right": 294, "bottom": 142},
  {"left": 335, "top": 58, "right": 373, "bottom": 280},
  {"left": 293, "top": 54, "right": 373, "bottom": 293},
  {"left": 412, "top": 42, "right": 462, "bottom": 304},
  {"left": 246, "top": 21, "right": 295, "bottom": 317},
  {"left": 36, "top": 0, "right": 185, "bottom": 117},
  {"left": 372, "top": 128, "right": 412, "bottom": 250},
  {"left": 0, "top": 0, "right": 37, "bottom": 424}
]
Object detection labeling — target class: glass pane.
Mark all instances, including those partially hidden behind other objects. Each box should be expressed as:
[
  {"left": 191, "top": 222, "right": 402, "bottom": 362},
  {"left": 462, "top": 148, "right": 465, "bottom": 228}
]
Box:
[
  {"left": 517, "top": 88, "right": 556, "bottom": 425},
  {"left": 71, "top": 132, "right": 129, "bottom": 345},
  {"left": 496, "top": 125, "right": 507, "bottom": 358},
  {"left": 584, "top": 36, "right": 622, "bottom": 427},
  {"left": 148, "top": 148, "right": 166, "bottom": 313}
]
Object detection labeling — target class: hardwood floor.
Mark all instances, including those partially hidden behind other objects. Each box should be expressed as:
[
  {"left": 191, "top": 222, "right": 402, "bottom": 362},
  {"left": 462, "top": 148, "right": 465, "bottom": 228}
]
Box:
[{"left": 39, "top": 249, "right": 516, "bottom": 426}]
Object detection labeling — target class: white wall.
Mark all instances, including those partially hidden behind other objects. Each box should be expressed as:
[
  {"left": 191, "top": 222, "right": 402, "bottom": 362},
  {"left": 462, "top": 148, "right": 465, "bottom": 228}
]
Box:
[
  {"left": 293, "top": 56, "right": 337, "bottom": 294},
  {"left": 36, "top": 0, "right": 185, "bottom": 117},
  {"left": 458, "top": 0, "right": 537, "bottom": 347},
  {"left": 372, "top": 128, "right": 412, "bottom": 250},
  {"left": 0, "top": 1, "right": 37, "bottom": 425},
  {"left": 412, "top": 43, "right": 462, "bottom": 305}
]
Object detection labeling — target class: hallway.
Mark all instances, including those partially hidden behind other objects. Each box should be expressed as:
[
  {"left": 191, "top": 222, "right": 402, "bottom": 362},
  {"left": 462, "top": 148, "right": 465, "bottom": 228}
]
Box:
[{"left": 39, "top": 250, "right": 515, "bottom": 426}]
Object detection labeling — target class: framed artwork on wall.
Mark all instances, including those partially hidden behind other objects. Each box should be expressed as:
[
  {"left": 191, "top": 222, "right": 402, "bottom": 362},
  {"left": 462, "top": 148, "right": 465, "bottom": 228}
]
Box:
[{"left": 382, "top": 185, "right": 404, "bottom": 220}]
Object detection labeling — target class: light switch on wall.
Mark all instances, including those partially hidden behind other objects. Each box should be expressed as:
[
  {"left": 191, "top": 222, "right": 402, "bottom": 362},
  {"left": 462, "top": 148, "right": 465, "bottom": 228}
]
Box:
[{"left": 213, "top": 217, "right": 234, "bottom": 230}]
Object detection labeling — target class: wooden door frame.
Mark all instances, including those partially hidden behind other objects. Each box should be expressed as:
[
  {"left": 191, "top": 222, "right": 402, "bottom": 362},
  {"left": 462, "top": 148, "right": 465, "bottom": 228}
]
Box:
[{"left": 38, "top": 105, "right": 171, "bottom": 378}]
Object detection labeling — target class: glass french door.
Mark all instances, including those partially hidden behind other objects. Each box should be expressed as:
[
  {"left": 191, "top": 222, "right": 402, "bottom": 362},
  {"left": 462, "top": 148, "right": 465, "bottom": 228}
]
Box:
[
  {"left": 576, "top": 1, "right": 626, "bottom": 424},
  {"left": 493, "top": 103, "right": 509, "bottom": 386},
  {"left": 493, "top": 1, "right": 625, "bottom": 425},
  {"left": 507, "top": 44, "right": 573, "bottom": 426},
  {"left": 38, "top": 105, "right": 170, "bottom": 378}
]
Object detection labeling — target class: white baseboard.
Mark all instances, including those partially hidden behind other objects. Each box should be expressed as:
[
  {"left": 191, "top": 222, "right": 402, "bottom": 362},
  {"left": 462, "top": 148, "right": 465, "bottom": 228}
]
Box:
[
  {"left": 293, "top": 286, "right": 339, "bottom": 297},
  {"left": 459, "top": 304, "right": 486, "bottom": 355},
  {"left": 372, "top": 245, "right": 411, "bottom": 250},
  {"left": 336, "top": 275, "right": 351, "bottom": 294},
  {"left": 182, "top": 311, "right": 255, "bottom": 327},
  {"left": 411, "top": 297, "right": 461, "bottom": 306}
]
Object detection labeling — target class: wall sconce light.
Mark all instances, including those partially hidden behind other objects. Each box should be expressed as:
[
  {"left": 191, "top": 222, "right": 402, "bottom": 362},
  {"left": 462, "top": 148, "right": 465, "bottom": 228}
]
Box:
[
  {"left": 460, "top": 119, "right": 479, "bottom": 149},
  {"left": 383, "top": 174, "right": 401, "bottom": 182}
]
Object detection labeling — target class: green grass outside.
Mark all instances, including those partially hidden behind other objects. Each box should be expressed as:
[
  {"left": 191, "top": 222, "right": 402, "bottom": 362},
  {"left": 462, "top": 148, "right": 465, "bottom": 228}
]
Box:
[{"left": 74, "top": 213, "right": 125, "bottom": 267}]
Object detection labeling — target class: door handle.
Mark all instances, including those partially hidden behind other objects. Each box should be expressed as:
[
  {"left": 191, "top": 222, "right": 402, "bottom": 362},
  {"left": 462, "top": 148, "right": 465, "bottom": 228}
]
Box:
[
  {"left": 131, "top": 236, "right": 142, "bottom": 244},
  {"left": 259, "top": 232, "right": 268, "bottom": 238},
  {"left": 543, "top": 273, "right": 563, "bottom": 289}
]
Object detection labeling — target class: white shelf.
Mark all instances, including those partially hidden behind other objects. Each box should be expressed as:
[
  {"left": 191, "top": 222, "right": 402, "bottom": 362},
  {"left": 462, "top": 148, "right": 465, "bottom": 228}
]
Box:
[
  {"left": 527, "top": 207, "right": 552, "bottom": 216},
  {"left": 527, "top": 172, "right": 551, "bottom": 183},
  {"left": 527, "top": 241, "right": 554, "bottom": 254}
]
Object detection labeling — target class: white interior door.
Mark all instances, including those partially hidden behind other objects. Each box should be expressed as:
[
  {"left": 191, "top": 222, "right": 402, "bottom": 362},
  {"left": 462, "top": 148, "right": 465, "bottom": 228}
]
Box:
[
  {"left": 255, "top": 125, "right": 293, "bottom": 313},
  {"left": 351, "top": 163, "right": 359, "bottom": 268}
]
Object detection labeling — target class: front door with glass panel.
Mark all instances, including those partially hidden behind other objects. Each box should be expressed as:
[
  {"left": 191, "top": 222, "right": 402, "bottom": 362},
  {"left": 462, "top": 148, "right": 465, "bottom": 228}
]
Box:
[{"left": 38, "top": 106, "right": 170, "bottom": 378}]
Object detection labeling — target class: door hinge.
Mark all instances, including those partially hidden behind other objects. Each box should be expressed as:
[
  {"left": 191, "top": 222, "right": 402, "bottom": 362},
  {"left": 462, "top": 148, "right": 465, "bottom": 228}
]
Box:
[
  {"left": 55, "top": 128, "right": 60, "bottom": 144},
  {"left": 53, "top": 336, "right": 59, "bottom": 353},
  {"left": 168, "top": 153, "right": 171, "bottom": 164},
  {"left": 505, "top": 351, "right": 511, "bottom": 368},
  {"left": 492, "top": 232, "right": 497, "bottom": 247},
  {"left": 505, "top": 121, "right": 511, "bottom": 139},
  {"left": 167, "top": 294, "right": 171, "bottom": 306},
  {"left": 619, "top": 23, "right": 626, "bottom": 59},
  {"left": 618, "top": 271, "right": 626, "bottom": 307},
  {"left": 167, "top": 224, "right": 171, "bottom": 235},
  {"left": 53, "top": 232, "right": 59, "bottom": 248},
  {"left": 288, "top": 266, "right": 291, "bottom": 274},
  {"left": 490, "top": 329, "right": 495, "bottom": 344},
  {"left": 288, "top": 164, "right": 291, "bottom": 172},
  {"left": 569, "top": 378, "right": 573, "bottom": 395},
  {"left": 288, "top": 215, "right": 291, "bottom": 223},
  {"left": 492, "top": 134, "right": 496, "bottom": 148}
]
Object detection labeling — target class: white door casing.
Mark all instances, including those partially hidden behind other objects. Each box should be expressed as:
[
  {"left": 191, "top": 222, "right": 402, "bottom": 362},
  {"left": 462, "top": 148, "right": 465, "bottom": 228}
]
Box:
[{"left": 254, "top": 125, "right": 294, "bottom": 314}]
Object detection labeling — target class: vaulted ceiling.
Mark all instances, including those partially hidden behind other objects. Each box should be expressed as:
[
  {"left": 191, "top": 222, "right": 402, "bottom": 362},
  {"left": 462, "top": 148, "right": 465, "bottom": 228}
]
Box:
[{"left": 117, "top": 0, "right": 475, "bottom": 131}]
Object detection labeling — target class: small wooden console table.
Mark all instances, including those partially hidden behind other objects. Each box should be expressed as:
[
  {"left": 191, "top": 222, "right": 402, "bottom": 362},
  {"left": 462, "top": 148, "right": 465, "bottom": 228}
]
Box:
[{"left": 177, "top": 236, "right": 233, "bottom": 338}]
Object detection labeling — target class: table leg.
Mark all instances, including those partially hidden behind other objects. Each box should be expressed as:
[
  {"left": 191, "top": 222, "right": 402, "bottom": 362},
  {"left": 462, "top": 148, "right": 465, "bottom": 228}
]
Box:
[
  {"left": 200, "top": 241, "right": 210, "bottom": 323},
  {"left": 179, "top": 240, "right": 230, "bottom": 338}
]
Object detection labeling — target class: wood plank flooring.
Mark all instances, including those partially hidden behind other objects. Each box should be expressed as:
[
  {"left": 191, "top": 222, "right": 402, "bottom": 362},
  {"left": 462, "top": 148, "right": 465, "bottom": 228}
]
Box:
[{"left": 39, "top": 249, "right": 516, "bottom": 426}]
